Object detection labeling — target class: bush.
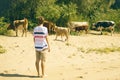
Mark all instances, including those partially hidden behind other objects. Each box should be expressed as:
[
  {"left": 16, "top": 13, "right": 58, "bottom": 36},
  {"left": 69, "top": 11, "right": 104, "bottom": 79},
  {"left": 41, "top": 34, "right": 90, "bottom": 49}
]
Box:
[
  {"left": 0, "top": 45, "right": 6, "bottom": 54},
  {"left": 4, "top": 30, "right": 15, "bottom": 36},
  {"left": 37, "top": 2, "right": 77, "bottom": 27},
  {"left": 0, "top": 17, "right": 8, "bottom": 35},
  {"left": 28, "top": 20, "right": 37, "bottom": 31}
]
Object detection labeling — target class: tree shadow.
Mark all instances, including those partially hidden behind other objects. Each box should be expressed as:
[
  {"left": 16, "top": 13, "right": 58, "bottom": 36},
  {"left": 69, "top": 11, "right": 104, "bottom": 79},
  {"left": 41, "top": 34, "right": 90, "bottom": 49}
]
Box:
[{"left": 0, "top": 73, "right": 39, "bottom": 78}]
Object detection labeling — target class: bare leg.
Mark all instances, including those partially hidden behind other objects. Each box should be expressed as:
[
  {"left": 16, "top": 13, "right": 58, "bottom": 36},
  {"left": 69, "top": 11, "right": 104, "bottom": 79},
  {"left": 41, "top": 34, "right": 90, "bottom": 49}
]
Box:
[
  {"left": 35, "top": 59, "right": 40, "bottom": 76},
  {"left": 41, "top": 60, "right": 45, "bottom": 77}
]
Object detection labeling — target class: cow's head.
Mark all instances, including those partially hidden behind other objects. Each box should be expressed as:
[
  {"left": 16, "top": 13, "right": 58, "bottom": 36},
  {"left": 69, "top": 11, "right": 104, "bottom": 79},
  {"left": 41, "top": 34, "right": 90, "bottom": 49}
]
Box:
[{"left": 7, "top": 23, "right": 15, "bottom": 30}]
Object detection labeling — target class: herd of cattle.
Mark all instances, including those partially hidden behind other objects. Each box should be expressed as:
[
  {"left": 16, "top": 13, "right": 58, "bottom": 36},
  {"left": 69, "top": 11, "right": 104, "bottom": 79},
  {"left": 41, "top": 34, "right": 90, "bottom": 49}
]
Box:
[{"left": 7, "top": 18, "right": 116, "bottom": 41}]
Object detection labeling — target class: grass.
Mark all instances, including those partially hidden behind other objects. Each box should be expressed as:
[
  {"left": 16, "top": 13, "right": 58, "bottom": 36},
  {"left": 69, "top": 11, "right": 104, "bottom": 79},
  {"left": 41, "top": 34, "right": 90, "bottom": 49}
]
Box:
[
  {"left": 78, "top": 46, "right": 120, "bottom": 54},
  {"left": 0, "top": 45, "right": 6, "bottom": 54},
  {"left": 77, "top": 47, "right": 86, "bottom": 53},
  {"left": 67, "top": 53, "right": 76, "bottom": 58},
  {"left": 65, "top": 42, "right": 71, "bottom": 46},
  {"left": 4, "top": 30, "right": 15, "bottom": 36},
  {"left": 70, "top": 31, "right": 86, "bottom": 36}
]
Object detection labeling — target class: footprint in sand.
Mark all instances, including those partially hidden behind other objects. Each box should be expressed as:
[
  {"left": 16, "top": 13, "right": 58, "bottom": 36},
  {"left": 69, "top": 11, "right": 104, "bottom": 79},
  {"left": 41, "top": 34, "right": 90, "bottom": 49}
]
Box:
[
  {"left": 77, "top": 75, "right": 83, "bottom": 78},
  {"left": 4, "top": 70, "right": 9, "bottom": 73}
]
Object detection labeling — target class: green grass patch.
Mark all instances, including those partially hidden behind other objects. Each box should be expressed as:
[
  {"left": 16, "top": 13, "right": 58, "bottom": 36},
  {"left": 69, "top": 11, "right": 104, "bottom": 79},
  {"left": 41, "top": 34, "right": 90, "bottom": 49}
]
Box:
[
  {"left": 0, "top": 45, "right": 6, "bottom": 54},
  {"left": 87, "top": 47, "right": 120, "bottom": 54},
  {"left": 4, "top": 30, "right": 15, "bottom": 36},
  {"left": 70, "top": 31, "right": 78, "bottom": 36},
  {"left": 77, "top": 47, "right": 86, "bottom": 53},
  {"left": 78, "top": 46, "right": 120, "bottom": 54},
  {"left": 65, "top": 42, "right": 71, "bottom": 46}
]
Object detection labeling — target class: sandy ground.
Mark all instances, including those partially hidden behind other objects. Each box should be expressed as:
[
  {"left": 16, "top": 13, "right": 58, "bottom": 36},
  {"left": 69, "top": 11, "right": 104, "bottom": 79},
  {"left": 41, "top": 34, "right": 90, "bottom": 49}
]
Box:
[{"left": 0, "top": 31, "right": 120, "bottom": 80}]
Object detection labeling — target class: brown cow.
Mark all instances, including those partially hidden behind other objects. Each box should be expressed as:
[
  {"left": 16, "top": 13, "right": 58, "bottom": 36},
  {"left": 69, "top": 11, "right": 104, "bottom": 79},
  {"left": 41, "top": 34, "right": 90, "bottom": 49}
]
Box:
[
  {"left": 43, "top": 21, "right": 55, "bottom": 34},
  {"left": 68, "top": 21, "right": 89, "bottom": 34},
  {"left": 54, "top": 26, "right": 70, "bottom": 41},
  {"left": 8, "top": 18, "right": 28, "bottom": 37}
]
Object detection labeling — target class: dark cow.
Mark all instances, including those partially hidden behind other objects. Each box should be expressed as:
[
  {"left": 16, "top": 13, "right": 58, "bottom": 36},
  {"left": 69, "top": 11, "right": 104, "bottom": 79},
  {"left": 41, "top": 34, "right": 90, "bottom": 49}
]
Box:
[
  {"left": 68, "top": 22, "right": 89, "bottom": 34},
  {"left": 93, "top": 21, "right": 115, "bottom": 35},
  {"left": 7, "top": 18, "right": 28, "bottom": 37},
  {"left": 43, "top": 21, "right": 55, "bottom": 34}
]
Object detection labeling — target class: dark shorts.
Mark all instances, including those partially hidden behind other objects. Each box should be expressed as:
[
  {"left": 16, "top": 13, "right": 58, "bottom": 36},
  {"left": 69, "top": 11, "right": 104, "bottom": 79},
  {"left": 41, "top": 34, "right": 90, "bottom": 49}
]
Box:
[{"left": 36, "top": 49, "right": 47, "bottom": 62}]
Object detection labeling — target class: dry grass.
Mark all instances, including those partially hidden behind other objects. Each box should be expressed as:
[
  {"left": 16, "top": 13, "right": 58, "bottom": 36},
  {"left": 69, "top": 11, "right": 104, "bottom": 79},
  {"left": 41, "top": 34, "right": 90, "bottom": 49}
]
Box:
[
  {"left": 65, "top": 42, "right": 71, "bottom": 46},
  {"left": 0, "top": 45, "right": 6, "bottom": 54},
  {"left": 4, "top": 30, "right": 15, "bottom": 36},
  {"left": 77, "top": 47, "right": 86, "bottom": 53},
  {"left": 78, "top": 46, "right": 120, "bottom": 54}
]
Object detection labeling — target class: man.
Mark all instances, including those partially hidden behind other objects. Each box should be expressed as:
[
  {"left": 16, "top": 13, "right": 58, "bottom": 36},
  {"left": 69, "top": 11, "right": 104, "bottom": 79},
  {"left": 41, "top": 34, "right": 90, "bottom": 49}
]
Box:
[{"left": 33, "top": 16, "right": 50, "bottom": 78}]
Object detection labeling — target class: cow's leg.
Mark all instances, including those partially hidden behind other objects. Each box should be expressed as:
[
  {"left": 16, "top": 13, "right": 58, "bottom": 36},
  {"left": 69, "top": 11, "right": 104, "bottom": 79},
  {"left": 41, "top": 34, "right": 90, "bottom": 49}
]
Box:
[
  {"left": 25, "top": 29, "right": 27, "bottom": 37},
  {"left": 22, "top": 29, "right": 25, "bottom": 37},
  {"left": 65, "top": 35, "right": 68, "bottom": 41},
  {"left": 99, "top": 27, "right": 103, "bottom": 35},
  {"left": 55, "top": 34, "right": 58, "bottom": 40},
  {"left": 61, "top": 35, "right": 63, "bottom": 41},
  {"left": 85, "top": 29, "right": 88, "bottom": 34},
  {"left": 110, "top": 26, "right": 114, "bottom": 36},
  {"left": 22, "top": 23, "right": 27, "bottom": 37},
  {"left": 15, "top": 27, "right": 18, "bottom": 37},
  {"left": 23, "top": 28, "right": 27, "bottom": 37}
]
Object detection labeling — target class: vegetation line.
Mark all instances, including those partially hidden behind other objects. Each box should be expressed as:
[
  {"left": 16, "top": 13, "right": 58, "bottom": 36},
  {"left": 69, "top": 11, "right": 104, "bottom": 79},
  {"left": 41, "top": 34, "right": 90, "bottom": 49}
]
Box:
[{"left": 78, "top": 46, "right": 120, "bottom": 54}]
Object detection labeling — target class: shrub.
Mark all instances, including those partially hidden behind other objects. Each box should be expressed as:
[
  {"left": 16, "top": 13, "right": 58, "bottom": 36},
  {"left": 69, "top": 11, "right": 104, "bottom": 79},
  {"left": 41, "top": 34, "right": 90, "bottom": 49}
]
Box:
[
  {"left": 86, "top": 47, "right": 120, "bottom": 54},
  {"left": 4, "top": 30, "right": 15, "bottom": 36},
  {"left": 28, "top": 20, "right": 37, "bottom": 31},
  {"left": 0, "top": 45, "right": 6, "bottom": 54},
  {"left": 0, "top": 17, "right": 8, "bottom": 35}
]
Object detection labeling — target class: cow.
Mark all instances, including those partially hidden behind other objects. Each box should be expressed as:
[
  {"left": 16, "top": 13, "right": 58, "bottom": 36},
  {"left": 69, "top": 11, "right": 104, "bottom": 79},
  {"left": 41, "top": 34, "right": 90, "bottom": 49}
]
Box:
[
  {"left": 68, "top": 21, "right": 89, "bottom": 34},
  {"left": 43, "top": 21, "right": 55, "bottom": 34},
  {"left": 7, "top": 18, "right": 28, "bottom": 37},
  {"left": 54, "top": 26, "right": 70, "bottom": 41},
  {"left": 93, "top": 21, "right": 115, "bottom": 36}
]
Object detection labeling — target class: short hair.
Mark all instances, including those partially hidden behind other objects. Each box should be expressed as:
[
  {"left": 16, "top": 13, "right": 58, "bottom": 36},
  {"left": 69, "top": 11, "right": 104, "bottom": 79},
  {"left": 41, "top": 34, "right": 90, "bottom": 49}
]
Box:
[{"left": 37, "top": 16, "right": 44, "bottom": 24}]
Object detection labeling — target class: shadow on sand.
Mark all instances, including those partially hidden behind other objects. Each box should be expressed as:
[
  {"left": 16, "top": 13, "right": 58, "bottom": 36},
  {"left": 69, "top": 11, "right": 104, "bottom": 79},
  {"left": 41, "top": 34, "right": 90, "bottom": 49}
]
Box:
[{"left": 0, "top": 73, "right": 39, "bottom": 78}]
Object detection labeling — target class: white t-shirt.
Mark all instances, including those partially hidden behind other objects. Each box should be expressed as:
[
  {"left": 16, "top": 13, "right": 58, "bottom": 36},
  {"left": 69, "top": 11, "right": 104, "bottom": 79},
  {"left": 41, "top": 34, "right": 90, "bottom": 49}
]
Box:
[{"left": 33, "top": 25, "right": 48, "bottom": 51}]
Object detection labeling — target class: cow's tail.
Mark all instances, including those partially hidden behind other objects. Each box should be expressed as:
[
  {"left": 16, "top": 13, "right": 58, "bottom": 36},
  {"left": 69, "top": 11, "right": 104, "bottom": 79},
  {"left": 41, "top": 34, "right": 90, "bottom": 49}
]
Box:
[{"left": 24, "top": 18, "right": 28, "bottom": 28}]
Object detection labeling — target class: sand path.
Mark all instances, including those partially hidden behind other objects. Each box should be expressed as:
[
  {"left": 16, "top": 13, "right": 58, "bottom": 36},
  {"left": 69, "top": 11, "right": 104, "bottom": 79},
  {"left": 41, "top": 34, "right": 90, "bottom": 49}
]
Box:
[{"left": 0, "top": 32, "right": 120, "bottom": 80}]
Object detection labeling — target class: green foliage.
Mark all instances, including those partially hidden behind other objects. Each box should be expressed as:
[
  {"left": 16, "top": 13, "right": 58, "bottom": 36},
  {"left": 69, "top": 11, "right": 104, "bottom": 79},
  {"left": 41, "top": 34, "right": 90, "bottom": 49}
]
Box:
[
  {"left": 4, "top": 30, "right": 15, "bottom": 36},
  {"left": 28, "top": 20, "right": 37, "bottom": 31},
  {"left": 37, "top": 1, "right": 77, "bottom": 27},
  {"left": 70, "top": 31, "right": 78, "bottom": 36},
  {"left": 111, "top": 0, "right": 120, "bottom": 9},
  {"left": 56, "top": 3, "right": 77, "bottom": 26},
  {"left": 37, "top": 4, "right": 61, "bottom": 23},
  {"left": 0, "top": 45, "right": 6, "bottom": 54},
  {"left": 78, "top": 46, "right": 120, "bottom": 54},
  {"left": 0, "top": 17, "right": 7, "bottom": 35},
  {"left": 86, "top": 47, "right": 120, "bottom": 54},
  {"left": 0, "top": 0, "right": 120, "bottom": 32}
]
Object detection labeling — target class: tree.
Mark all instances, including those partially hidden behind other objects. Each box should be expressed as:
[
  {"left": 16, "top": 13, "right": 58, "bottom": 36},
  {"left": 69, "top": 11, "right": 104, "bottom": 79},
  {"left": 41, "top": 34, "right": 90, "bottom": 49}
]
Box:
[
  {"left": 36, "top": 0, "right": 77, "bottom": 26},
  {"left": 111, "top": 0, "right": 120, "bottom": 9}
]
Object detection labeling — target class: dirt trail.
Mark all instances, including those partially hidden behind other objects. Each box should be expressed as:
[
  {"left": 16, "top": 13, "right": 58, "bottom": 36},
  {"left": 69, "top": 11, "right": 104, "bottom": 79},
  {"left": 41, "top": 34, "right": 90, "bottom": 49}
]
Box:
[{"left": 0, "top": 33, "right": 120, "bottom": 80}]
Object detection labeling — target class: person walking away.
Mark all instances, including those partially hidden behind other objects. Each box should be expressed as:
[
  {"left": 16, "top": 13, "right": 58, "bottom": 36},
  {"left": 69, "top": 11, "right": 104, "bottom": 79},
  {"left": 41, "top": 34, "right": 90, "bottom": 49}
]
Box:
[{"left": 33, "top": 16, "right": 50, "bottom": 78}]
